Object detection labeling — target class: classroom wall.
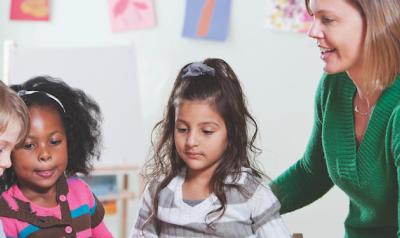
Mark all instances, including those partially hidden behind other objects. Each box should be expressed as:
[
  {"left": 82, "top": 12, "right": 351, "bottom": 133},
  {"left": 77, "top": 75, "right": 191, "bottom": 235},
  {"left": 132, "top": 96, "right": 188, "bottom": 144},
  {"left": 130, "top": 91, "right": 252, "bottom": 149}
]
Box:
[{"left": 0, "top": 0, "right": 347, "bottom": 237}]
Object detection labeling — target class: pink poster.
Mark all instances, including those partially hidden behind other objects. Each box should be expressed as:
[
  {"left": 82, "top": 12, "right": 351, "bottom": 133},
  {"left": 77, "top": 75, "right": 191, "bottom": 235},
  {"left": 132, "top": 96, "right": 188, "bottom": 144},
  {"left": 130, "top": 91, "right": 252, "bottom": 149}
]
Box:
[
  {"left": 10, "top": 0, "right": 49, "bottom": 21},
  {"left": 109, "top": 0, "right": 156, "bottom": 32}
]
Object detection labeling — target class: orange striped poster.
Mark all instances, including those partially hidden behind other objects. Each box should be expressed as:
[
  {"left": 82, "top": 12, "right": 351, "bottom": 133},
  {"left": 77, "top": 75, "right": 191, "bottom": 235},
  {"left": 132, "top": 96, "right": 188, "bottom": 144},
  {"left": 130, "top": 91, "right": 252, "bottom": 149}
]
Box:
[{"left": 183, "top": 0, "right": 231, "bottom": 41}]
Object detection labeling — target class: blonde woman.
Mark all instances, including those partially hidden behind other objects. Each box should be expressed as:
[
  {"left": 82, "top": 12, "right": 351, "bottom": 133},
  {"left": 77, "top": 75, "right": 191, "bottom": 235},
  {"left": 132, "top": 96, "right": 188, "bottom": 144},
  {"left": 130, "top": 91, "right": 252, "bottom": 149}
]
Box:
[{"left": 272, "top": 0, "right": 400, "bottom": 237}]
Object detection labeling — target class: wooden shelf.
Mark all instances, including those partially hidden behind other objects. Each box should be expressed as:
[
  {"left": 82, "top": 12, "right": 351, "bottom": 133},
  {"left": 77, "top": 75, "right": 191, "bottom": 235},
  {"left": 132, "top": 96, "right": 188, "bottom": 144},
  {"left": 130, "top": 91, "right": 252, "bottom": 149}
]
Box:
[{"left": 98, "top": 190, "right": 136, "bottom": 202}]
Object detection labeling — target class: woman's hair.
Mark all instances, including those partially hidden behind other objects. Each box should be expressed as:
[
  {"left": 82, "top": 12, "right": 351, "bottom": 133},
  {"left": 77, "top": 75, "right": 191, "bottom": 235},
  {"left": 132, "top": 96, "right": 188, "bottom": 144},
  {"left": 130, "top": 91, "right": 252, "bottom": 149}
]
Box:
[
  {"left": 143, "top": 58, "right": 264, "bottom": 230},
  {"left": 0, "top": 80, "right": 29, "bottom": 144},
  {"left": 3, "top": 76, "right": 102, "bottom": 188},
  {"left": 305, "top": 0, "right": 400, "bottom": 91}
]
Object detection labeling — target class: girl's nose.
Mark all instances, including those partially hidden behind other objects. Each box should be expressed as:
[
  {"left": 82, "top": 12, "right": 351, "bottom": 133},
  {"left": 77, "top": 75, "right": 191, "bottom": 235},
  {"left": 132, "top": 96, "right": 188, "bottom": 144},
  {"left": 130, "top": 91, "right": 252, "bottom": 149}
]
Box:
[
  {"left": 39, "top": 148, "right": 52, "bottom": 162},
  {"left": 307, "top": 21, "right": 324, "bottom": 39},
  {"left": 186, "top": 131, "right": 199, "bottom": 147}
]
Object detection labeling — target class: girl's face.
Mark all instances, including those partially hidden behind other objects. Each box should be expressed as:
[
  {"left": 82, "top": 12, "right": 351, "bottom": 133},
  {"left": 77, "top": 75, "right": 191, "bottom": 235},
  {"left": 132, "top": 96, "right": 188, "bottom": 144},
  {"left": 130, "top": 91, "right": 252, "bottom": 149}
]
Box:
[
  {"left": 12, "top": 106, "right": 68, "bottom": 194},
  {"left": 174, "top": 99, "right": 228, "bottom": 177},
  {"left": 0, "top": 120, "right": 21, "bottom": 176},
  {"left": 308, "top": 0, "right": 365, "bottom": 78}
]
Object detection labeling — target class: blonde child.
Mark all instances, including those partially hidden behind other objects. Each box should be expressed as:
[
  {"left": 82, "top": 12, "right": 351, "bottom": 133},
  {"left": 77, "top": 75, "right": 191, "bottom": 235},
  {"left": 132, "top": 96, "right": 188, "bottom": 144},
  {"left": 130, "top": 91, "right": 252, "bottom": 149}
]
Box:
[
  {"left": 0, "top": 76, "right": 112, "bottom": 237},
  {"left": 131, "top": 58, "right": 291, "bottom": 237},
  {"left": 0, "top": 80, "right": 29, "bottom": 238}
]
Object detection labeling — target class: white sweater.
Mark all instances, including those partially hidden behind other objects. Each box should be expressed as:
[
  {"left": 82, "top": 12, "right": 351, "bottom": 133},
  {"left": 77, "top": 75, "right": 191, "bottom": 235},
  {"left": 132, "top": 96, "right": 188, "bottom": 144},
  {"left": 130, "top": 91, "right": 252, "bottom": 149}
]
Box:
[{"left": 131, "top": 168, "right": 291, "bottom": 238}]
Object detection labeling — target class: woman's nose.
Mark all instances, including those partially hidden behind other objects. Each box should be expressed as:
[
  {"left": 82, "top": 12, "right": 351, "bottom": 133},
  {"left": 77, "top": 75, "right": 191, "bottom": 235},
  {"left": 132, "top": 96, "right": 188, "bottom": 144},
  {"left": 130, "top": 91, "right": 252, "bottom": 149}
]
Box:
[{"left": 307, "top": 21, "right": 324, "bottom": 39}]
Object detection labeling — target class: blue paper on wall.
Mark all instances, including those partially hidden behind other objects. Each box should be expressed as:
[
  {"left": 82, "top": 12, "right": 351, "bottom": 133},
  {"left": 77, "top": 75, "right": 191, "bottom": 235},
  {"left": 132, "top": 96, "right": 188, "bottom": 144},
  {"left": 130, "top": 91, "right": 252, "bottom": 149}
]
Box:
[{"left": 182, "top": 0, "right": 231, "bottom": 41}]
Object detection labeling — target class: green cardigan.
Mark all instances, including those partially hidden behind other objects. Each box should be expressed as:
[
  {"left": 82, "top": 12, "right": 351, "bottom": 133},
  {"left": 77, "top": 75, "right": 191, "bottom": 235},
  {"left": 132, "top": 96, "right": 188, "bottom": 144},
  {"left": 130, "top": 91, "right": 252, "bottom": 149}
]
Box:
[{"left": 273, "top": 72, "right": 400, "bottom": 238}]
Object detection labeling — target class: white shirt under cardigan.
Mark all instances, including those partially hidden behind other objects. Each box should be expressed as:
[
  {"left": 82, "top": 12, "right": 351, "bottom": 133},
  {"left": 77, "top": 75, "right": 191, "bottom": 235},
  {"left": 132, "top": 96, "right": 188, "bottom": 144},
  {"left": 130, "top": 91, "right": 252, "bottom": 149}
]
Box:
[{"left": 131, "top": 168, "right": 291, "bottom": 238}]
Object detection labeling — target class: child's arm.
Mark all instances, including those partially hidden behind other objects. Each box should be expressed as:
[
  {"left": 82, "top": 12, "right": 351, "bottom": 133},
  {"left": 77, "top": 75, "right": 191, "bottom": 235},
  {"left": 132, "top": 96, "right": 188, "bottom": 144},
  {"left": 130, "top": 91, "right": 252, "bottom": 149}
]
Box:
[
  {"left": 89, "top": 194, "right": 113, "bottom": 238},
  {"left": 251, "top": 184, "right": 291, "bottom": 238},
  {"left": 76, "top": 178, "right": 113, "bottom": 238},
  {"left": 0, "top": 220, "right": 6, "bottom": 238},
  {"left": 130, "top": 184, "right": 158, "bottom": 238}
]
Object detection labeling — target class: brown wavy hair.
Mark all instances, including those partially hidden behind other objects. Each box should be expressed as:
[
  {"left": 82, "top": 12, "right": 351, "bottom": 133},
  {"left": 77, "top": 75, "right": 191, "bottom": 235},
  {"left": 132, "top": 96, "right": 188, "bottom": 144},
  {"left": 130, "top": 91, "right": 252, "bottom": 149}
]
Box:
[{"left": 142, "top": 58, "right": 264, "bottom": 231}]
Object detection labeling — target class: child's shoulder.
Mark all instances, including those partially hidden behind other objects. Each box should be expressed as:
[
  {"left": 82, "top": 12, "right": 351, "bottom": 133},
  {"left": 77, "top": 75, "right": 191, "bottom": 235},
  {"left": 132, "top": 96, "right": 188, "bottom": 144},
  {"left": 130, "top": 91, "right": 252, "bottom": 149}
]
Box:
[
  {"left": 66, "top": 176, "right": 90, "bottom": 189},
  {"left": 226, "top": 168, "right": 278, "bottom": 204},
  {"left": 145, "top": 172, "right": 183, "bottom": 196},
  {"left": 65, "top": 176, "right": 95, "bottom": 198}
]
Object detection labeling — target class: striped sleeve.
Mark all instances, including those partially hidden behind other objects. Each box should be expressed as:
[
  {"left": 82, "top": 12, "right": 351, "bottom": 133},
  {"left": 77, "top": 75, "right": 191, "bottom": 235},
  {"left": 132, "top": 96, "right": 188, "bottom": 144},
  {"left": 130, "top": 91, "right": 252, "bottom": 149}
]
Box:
[
  {"left": 0, "top": 220, "right": 5, "bottom": 238},
  {"left": 74, "top": 178, "right": 112, "bottom": 237},
  {"left": 251, "top": 184, "right": 291, "bottom": 238},
  {"left": 131, "top": 184, "right": 158, "bottom": 238}
]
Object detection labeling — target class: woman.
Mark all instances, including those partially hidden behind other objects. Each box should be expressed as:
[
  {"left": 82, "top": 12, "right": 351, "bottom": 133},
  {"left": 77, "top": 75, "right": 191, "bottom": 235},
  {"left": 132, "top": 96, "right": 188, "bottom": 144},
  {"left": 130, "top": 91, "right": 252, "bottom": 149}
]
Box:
[{"left": 272, "top": 0, "right": 400, "bottom": 237}]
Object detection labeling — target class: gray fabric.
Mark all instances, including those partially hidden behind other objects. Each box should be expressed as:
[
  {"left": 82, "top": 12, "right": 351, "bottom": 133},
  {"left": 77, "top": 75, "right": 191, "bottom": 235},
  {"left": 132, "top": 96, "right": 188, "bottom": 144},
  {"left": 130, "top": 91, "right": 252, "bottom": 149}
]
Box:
[{"left": 183, "top": 199, "right": 204, "bottom": 207}]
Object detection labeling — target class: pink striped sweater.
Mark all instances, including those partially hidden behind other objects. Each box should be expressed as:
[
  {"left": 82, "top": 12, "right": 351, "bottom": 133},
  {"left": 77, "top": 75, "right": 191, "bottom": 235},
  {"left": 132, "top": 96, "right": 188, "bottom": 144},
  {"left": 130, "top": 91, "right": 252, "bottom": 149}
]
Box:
[{"left": 0, "top": 176, "right": 113, "bottom": 238}]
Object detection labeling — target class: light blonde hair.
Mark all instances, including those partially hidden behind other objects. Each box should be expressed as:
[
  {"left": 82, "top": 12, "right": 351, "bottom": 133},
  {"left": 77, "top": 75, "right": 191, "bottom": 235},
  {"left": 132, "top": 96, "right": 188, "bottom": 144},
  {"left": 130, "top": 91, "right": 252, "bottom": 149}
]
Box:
[
  {"left": 306, "top": 0, "right": 400, "bottom": 91},
  {"left": 0, "top": 80, "right": 29, "bottom": 144}
]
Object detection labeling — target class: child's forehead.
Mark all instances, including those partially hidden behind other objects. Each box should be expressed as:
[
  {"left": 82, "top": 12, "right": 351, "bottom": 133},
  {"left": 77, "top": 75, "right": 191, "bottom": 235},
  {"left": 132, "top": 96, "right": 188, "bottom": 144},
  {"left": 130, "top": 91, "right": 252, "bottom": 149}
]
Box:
[
  {"left": 175, "top": 99, "right": 225, "bottom": 121},
  {"left": 176, "top": 98, "right": 218, "bottom": 110}
]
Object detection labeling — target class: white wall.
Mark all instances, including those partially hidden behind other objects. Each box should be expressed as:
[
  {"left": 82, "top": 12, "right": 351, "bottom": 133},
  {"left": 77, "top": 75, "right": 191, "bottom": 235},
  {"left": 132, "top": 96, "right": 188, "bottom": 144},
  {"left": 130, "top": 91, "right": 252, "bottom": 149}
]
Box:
[{"left": 0, "top": 0, "right": 347, "bottom": 237}]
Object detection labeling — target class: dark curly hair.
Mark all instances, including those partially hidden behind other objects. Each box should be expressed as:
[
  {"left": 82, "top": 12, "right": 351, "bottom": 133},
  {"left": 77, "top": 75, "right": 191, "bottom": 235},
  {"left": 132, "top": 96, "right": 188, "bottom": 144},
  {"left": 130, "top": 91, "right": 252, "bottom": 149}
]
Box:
[
  {"left": 143, "top": 58, "right": 264, "bottom": 231},
  {"left": 3, "top": 76, "right": 102, "bottom": 189}
]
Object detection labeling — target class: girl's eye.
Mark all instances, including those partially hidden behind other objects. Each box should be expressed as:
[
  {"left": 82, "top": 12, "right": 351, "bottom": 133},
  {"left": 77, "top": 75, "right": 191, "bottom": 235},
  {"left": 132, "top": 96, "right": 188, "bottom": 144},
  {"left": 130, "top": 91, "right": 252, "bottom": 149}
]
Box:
[
  {"left": 23, "top": 143, "right": 35, "bottom": 150},
  {"left": 0, "top": 148, "right": 3, "bottom": 153},
  {"left": 203, "top": 130, "right": 214, "bottom": 135},
  {"left": 176, "top": 128, "right": 187, "bottom": 133},
  {"left": 50, "top": 139, "right": 61, "bottom": 145}
]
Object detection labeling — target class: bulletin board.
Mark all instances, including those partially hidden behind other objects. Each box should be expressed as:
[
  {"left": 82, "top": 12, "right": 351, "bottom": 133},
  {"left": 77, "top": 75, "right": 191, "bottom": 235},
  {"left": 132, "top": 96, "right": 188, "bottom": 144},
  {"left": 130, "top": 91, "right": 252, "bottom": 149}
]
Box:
[{"left": 5, "top": 43, "right": 146, "bottom": 170}]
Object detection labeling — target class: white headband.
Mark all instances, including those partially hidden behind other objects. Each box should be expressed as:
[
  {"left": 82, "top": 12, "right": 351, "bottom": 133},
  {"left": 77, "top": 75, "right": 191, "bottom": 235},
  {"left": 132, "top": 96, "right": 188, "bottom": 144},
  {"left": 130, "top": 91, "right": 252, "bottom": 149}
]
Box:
[{"left": 17, "top": 90, "right": 66, "bottom": 112}]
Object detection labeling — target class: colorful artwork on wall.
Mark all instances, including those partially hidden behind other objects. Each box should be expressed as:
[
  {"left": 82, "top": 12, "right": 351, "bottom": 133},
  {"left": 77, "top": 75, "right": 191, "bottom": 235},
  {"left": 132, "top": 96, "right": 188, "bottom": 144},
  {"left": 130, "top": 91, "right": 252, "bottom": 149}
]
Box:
[
  {"left": 109, "top": 0, "right": 156, "bottom": 32},
  {"left": 10, "top": 0, "right": 49, "bottom": 21},
  {"left": 182, "top": 0, "right": 232, "bottom": 41},
  {"left": 265, "top": 0, "right": 313, "bottom": 33}
]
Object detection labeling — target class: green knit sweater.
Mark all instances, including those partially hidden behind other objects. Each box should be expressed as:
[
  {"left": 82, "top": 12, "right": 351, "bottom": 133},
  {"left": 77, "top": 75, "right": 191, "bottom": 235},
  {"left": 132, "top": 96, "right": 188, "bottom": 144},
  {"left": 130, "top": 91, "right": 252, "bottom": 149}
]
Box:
[{"left": 273, "top": 72, "right": 400, "bottom": 238}]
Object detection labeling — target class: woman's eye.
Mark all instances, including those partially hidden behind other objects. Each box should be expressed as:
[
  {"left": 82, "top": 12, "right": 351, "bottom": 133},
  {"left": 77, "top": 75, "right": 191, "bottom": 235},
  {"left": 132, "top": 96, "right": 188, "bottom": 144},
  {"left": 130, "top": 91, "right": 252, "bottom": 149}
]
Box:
[{"left": 321, "top": 16, "right": 333, "bottom": 24}]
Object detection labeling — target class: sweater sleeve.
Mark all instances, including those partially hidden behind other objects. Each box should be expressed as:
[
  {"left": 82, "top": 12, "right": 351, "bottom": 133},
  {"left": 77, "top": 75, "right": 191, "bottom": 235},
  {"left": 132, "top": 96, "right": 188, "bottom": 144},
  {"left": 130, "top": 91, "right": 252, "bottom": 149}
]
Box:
[
  {"left": 272, "top": 75, "right": 334, "bottom": 214},
  {"left": 77, "top": 178, "right": 113, "bottom": 238},
  {"left": 90, "top": 194, "right": 113, "bottom": 238},
  {"left": 251, "top": 185, "right": 291, "bottom": 238},
  {"left": 0, "top": 220, "right": 5, "bottom": 238},
  {"left": 130, "top": 184, "right": 158, "bottom": 238},
  {"left": 390, "top": 107, "right": 400, "bottom": 237}
]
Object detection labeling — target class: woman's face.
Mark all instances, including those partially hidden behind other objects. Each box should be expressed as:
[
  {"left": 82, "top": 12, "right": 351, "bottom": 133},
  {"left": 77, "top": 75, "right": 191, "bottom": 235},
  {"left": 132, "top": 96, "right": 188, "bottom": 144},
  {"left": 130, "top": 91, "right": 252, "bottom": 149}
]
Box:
[{"left": 307, "top": 0, "right": 365, "bottom": 78}]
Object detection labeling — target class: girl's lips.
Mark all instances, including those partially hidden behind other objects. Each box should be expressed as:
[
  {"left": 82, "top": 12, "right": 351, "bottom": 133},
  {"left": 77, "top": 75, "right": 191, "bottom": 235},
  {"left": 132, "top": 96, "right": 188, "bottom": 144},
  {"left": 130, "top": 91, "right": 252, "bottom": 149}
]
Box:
[
  {"left": 35, "top": 169, "right": 55, "bottom": 178},
  {"left": 185, "top": 152, "right": 202, "bottom": 159}
]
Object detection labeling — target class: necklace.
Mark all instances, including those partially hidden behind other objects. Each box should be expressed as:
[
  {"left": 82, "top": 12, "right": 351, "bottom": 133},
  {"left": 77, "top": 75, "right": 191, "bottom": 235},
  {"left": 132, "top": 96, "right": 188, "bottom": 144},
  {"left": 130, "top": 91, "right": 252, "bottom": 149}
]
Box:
[
  {"left": 354, "top": 92, "right": 374, "bottom": 116},
  {"left": 354, "top": 105, "right": 371, "bottom": 116}
]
